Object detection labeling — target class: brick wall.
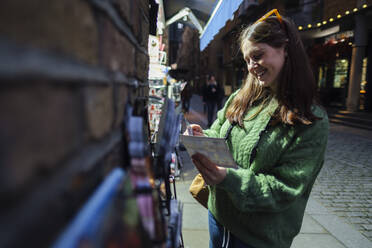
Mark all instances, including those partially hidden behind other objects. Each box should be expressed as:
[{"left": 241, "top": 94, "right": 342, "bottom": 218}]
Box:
[{"left": 0, "top": 0, "right": 149, "bottom": 247}]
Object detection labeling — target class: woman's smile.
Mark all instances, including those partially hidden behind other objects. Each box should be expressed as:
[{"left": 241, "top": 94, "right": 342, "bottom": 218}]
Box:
[{"left": 244, "top": 41, "right": 286, "bottom": 89}]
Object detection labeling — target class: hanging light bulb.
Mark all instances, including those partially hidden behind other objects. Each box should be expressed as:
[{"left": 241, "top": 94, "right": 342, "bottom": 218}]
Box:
[
  {"left": 298, "top": 26, "right": 303, "bottom": 30},
  {"left": 322, "top": 20, "right": 327, "bottom": 25},
  {"left": 345, "top": 10, "right": 350, "bottom": 15},
  {"left": 317, "top": 22, "right": 322, "bottom": 27},
  {"left": 329, "top": 18, "right": 334, "bottom": 22},
  {"left": 307, "top": 24, "right": 312, "bottom": 28},
  {"left": 337, "top": 14, "right": 342, "bottom": 18},
  {"left": 353, "top": 8, "right": 358, "bottom": 12},
  {"left": 362, "top": 4, "right": 367, "bottom": 8}
]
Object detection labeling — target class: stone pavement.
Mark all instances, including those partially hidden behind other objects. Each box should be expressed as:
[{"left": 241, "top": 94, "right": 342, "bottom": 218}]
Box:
[
  {"left": 176, "top": 94, "right": 372, "bottom": 248},
  {"left": 311, "top": 124, "right": 372, "bottom": 241}
]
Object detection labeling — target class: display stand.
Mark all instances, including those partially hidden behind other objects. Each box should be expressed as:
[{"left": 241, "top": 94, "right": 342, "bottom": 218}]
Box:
[{"left": 52, "top": 97, "right": 184, "bottom": 247}]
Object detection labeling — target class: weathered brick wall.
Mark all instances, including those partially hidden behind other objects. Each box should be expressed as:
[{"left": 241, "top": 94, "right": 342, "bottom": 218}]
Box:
[{"left": 0, "top": 0, "right": 149, "bottom": 247}]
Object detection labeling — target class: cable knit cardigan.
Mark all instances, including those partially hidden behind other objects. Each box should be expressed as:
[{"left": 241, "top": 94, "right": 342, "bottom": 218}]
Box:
[{"left": 203, "top": 91, "right": 329, "bottom": 248}]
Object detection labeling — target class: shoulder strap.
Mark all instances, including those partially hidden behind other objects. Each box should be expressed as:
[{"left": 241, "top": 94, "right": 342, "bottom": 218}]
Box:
[{"left": 224, "top": 122, "right": 237, "bottom": 141}]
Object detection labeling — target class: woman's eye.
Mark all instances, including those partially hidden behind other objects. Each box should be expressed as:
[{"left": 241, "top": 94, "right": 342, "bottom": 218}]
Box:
[{"left": 253, "top": 54, "right": 262, "bottom": 60}]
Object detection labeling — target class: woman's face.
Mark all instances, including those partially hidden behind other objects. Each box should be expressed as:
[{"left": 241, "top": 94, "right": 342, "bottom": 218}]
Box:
[{"left": 243, "top": 41, "right": 286, "bottom": 89}]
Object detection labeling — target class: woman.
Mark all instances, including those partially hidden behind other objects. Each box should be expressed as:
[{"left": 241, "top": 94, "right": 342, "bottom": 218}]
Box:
[
  {"left": 189, "top": 10, "right": 329, "bottom": 248},
  {"left": 204, "top": 75, "right": 220, "bottom": 127}
]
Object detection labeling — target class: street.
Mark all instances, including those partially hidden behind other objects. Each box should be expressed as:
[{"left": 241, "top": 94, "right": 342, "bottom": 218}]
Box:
[{"left": 312, "top": 123, "right": 372, "bottom": 241}]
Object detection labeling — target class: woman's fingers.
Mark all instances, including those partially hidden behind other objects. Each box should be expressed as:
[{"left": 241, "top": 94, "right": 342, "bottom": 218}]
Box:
[
  {"left": 192, "top": 153, "right": 215, "bottom": 170},
  {"left": 192, "top": 158, "right": 213, "bottom": 184},
  {"left": 190, "top": 124, "right": 202, "bottom": 131},
  {"left": 192, "top": 153, "right": 227, "bottom": 185},
  {"left": 192, "top": 153, "right": 226, "bottom": 185},
  {"left": 183, "top": 124, "right": 204, "bottom": 136},
  {"left": 190, "top": 124, "right": 204, "bottom": 136}
]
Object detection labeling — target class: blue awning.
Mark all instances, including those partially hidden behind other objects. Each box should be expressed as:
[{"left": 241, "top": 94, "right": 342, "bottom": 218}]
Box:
[{"left": 200, "top": 0, "right": 244, "bottom": 51}]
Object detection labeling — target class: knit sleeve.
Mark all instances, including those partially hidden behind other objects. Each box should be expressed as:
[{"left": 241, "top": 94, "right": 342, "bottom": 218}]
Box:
[
  {"left": 204, "top": 90, "right": 239, "bottom": 138},
  {"left": 217, "top": 114, "right": 329, "bottom": 212}
]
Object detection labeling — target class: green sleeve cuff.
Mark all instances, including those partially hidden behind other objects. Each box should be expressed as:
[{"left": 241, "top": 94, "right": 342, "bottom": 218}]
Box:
[{"left": 203, "top": 129, "right": 219, "bottom": 138}]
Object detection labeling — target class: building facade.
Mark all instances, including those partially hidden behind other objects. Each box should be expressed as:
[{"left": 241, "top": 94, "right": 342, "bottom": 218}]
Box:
[{"left": 201, "top": 0, "right": 372, "bottom": 112}]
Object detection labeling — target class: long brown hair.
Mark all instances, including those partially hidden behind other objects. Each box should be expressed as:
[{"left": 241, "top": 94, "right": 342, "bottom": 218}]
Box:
[{"left": 226, "top": 16, "right": 319, "bottom": 127}]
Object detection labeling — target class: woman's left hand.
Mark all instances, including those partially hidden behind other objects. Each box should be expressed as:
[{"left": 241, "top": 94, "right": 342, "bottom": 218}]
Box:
[{"left": 191, "top": 153, "right": 227, "bottom": 185}]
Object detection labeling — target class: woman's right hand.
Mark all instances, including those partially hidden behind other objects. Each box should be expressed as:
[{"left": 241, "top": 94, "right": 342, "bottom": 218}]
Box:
[
  {"left": 191, "top": 124, "right": 204, "bottom": 136},
  {"left": 183, "top": 124, "right": 205, "bottom": 136}
]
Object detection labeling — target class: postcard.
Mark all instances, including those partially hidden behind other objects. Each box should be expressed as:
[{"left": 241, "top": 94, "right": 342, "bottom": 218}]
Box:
[{"left": 180, "top": 135, "right": 237, "bottom": 169}]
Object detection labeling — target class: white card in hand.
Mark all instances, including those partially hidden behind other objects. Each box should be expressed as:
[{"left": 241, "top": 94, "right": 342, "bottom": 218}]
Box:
[{"left": 180, "top": 135, "right": 237, "bottom": 169}]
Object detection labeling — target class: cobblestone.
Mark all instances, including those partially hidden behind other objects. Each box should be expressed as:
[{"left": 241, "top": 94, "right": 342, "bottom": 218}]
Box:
[
  {"left": 363, "top": 224, "right": 372, "bottom": 231},
  {"left": 346, "top": 212, "right": 367, "bottom": 217},
  {"left": 363, "top": 231, "right": 372, "bottom": 238},
  {"left": 331, "top": 203, "right": 348, "bottom": 208},
  {"left": 348, "top": 203, "right": 365, "bottom": 208},
  {"left": 349, "top": 217, "right": 370, "bottom": 224},
  {"left": 311, "top": 124, "right": 372, "bottom": 241},
  {"left": 328, "top": 207, "right": 348, "bottom": 212}
]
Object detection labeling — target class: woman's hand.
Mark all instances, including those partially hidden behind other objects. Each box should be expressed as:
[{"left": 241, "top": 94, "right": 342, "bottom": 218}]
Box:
[
  {"left": 183, "top": 124, "right": 205, "bottom": 136},
  {"left": 191, "top": 124, "right": 204, "bottom": 136},
  {"left": 191, "top": 153, "right": 227, "bottom": 185}
]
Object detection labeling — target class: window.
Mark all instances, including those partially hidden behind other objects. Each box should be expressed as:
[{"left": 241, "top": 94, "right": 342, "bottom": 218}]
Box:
[
  {"left": 361, "top": 57, "right": 368, "bottom": 93},
  {"left": 318, "top": 66, "right": 326, "bottom": 88},
  {"left": 333, "top": 59, "right": 348, "bottom": 88}
]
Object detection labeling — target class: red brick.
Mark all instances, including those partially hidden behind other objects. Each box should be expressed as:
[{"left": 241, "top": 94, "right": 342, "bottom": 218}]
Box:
[
  {"left": 113, "top": 0, "right": 132, "bottom": 27},
  {"left": 114, "top": 85, "right": 129, "bottom": 128},
  {"left": 141, "top": 17, "right": 150, "bottom": 47},
  {"left": 0, "top": 0, "right": 99, "bottom": 65},
  {"left": 136, "top": 51, "right": 149, "bottom": 81},
  {"left": 83, "top": 86, "right": 114, "bottom": 140},
  {"left": 131, "top": 0, "right": 142, "bottom": 41},
  {"left": 101, "top": 18, "right": 136, "bottom": 77},
  {"left": 139, "top": 0, "right": 150, "bottom": 13},
  {"left": 0, "top": 84, "right": 82, "bottom": 192}
]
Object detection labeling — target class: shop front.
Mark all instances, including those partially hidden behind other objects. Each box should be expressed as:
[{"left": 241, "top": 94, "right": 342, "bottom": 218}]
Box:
[{"left": 309, "top": 28, "right": 371, "bottom": 111}]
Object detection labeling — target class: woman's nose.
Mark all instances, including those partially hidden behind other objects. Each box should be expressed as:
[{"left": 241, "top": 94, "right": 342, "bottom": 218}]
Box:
[
  {"left": 251, "top": 60, "right": 259, "bottom": 67},
  {"left": 247, "top": 61, "right": 258, "bottom": 71}
]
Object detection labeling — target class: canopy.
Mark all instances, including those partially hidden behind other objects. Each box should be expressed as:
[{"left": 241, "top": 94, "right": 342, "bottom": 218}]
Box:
[{"left": 200, "top": 0, "right": 244, "bottom": 51}]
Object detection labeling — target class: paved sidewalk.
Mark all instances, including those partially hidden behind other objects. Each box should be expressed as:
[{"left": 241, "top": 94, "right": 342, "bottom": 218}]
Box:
[{"left": 177, "top": 94, "right": 372, "bottom": 248}]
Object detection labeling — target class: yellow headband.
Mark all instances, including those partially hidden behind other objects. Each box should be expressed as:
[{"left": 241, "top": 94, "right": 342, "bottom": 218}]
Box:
[{"left": 254, "top": 9, "right": 283, "bottom": 26}]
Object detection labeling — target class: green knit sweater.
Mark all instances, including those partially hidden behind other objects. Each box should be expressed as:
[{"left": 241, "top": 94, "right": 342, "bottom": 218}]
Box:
[{"left": 203, "top": 91, "right": 329, "bottom": 248}]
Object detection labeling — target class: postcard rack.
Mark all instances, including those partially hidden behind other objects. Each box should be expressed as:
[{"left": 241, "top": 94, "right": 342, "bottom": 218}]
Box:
[{"left": 51, "top": 99, "right": 184, "bottom": 248}]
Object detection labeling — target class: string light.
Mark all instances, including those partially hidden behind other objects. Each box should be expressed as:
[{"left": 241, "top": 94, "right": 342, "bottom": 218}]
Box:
[{"left": 297, "top": 4, "right": 369, "bottom": 31}]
